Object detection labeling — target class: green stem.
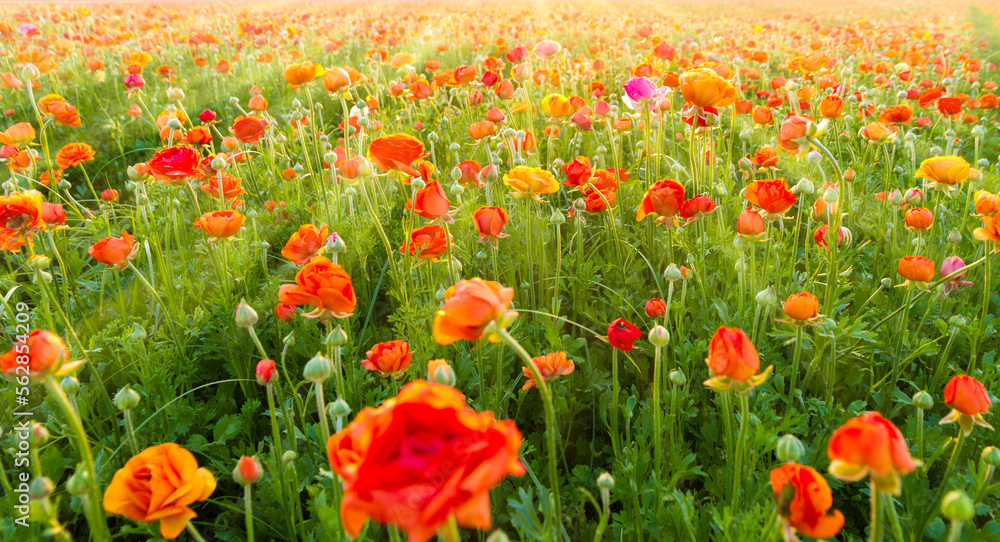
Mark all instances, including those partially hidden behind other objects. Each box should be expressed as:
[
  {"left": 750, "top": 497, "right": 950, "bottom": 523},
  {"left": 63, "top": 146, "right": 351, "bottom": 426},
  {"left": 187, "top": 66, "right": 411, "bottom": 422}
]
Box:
[
  {"left": 244, "top": 483, "right": 255, "bottom": 542},
  {"left": 123, "top": 408, "right": 139, "bottom": 456},
  {"left": 653, "top": 345, "right": 663, "bottom": 481},
  {"left": 871, "top": 481, "right": 883, "bottom": 542},
  {"left": 731, "top": 393, "right": 749, "bottom": 508}
]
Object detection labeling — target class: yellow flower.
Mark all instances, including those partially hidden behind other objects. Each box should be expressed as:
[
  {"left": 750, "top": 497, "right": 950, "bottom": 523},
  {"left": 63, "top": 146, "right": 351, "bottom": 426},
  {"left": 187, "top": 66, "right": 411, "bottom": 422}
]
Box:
[{"left": 503, "top": 166, "right": 559, "bottom": 201}]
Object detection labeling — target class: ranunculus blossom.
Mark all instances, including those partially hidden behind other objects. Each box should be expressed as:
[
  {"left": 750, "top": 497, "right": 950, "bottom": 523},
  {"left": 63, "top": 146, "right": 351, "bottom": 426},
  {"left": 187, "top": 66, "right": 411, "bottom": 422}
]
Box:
[
  {"left": 915, "top": 155, "right": 971, "bottom": 188},
  {"left": 903, "top": 207, "right": 934, "bottom": 230},
  {"left": 406, "top": 180, "right": 451, "bottom": 221},
  {"left": 473, "top": 206, "right": 509, "bottom": 246},
  {"left": 400, "top": 224, "right": 450, "bottom": 259},
  {"left": 89, "top": 230, "right": 138, "bottom": 269},
  {"left": 939, "top": 255, "right": 974, "bottom": 294},
  {"left": 679, "top": 67, "right": 737, "bottom": 108},
  {"left": 433, "top": 278, "right": 513, "bottom": 345},
  {"left": 256, "top": 359, "right": 276, "bottom": 385},
  {"left": 103, "top": 443, "right": 217, "bottom": 539},
  {"left": 736, "top": 209, "right": 765, "bottom": 236},
  {"left": 782, "top": 292, "right": 819, "bottom": 322},
  {"left": 704, "top": 326, "right": 770, "bottom": 392},
  {"left": 362, "top": 340, "right": 412, "bottom": 377},
  {"left": 941, "top": 374, "right": 993, "bottom": 434},
  {"left": 522, "top": 351, "right": 575, "bottom": 390},
  {"left": 327, "top": 380, "right": 524, "bottom": 541},
  {"left": 636, "top": 179, "right": 685, "bottom": 224},
  {"left": 622, "top": 77, "right": 668, "bottom": 111},
  {"left": 770, "top": 463, "right": 844, "bottom": 539},
  {"left": 278, "top": 256, "right": 357, "bottom": 320},
  {"left": 607, "top": 318, "right": 642, "bottom": 351},
  {"left": 827, "top": 411, "right": 915, "bottom": 494},
  {"left": 745, "top": 178, "right": 797, "bottom": 217},
  {"left": 368, "top": 133, "right": 427, "bottom": 177},
  {"left": 281, "top": 224, "right": 329, "bottom": 264},
  {"left": 192, "top": 210, "right": 245, "bottom": 239},
  {"left": 503, "top": 166, "right": 559, "bottom": 201},
  {"left": 897, "top": 256, "right": 935, "bottom": 283},
  {"left": 0, "top": 330, "right": 78, "bottom": 380},
  {"left": 275, "top": 302, "right": 297, "bottom": 322},
  {"left": 148, "top": 146, "right": 200, "bottom": 182}
]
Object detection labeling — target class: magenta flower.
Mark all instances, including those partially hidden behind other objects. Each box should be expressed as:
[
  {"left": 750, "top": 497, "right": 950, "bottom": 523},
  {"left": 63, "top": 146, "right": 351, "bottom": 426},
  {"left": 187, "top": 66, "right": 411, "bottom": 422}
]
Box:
[
  {"left": 622, "top": 77, "right": 668, "bottom": 112},
  {"left": 124, "top": 74, "right": 145, "bottom": 91},
  {"left": 940, "top": 255, "right": 973, "bottom": 295}
]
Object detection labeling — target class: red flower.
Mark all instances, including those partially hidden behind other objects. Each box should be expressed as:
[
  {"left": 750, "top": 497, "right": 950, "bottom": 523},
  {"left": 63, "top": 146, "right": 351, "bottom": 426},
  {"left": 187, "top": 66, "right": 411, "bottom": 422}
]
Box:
[
  {"left": 745, "top": 178, "right": 797, "bottom": 216},
  {"left": 645, "top": 298, "right": 666, "bottom": 318},
  {"left": 770, "top": 463, "right": 844, "bottom": 539},
  {"left": 148, "top": 146, "right": 199, "bottom": 182},
  {"left": 607, "top": 318, "right": 641, "bottom": 352}
]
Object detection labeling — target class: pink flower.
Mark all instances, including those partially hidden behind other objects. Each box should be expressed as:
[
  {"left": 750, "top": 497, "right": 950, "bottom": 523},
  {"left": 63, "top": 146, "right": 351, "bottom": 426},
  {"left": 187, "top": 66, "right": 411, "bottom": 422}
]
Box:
[
  {"left": 532, "top": 40, "right": 562, "bottom": 59},
  {"left": 124, "top": 73, "right": 145, "bottom": 90},
  {"left": 622, "top": 77, "right": 668, "bottom": 112},
  {"left": 940, "top": 255, "right": 973, "bottom": 295}
]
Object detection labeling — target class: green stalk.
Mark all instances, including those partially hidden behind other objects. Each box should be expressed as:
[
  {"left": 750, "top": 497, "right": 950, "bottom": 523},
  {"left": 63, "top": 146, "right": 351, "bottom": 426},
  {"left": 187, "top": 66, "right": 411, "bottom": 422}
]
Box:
[
  {"left": 244, "top": 483, "right": 255, "bottom": 542},
  {"left": 731, "top": 393, "right": 749, "bottom": 508}
]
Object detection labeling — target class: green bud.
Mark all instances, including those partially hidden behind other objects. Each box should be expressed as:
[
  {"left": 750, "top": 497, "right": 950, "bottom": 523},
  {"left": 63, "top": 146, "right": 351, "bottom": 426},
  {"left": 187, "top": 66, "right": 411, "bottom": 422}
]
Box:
[
  {"left": 776, "top": 434, "right": 806, "bottom": 462},
  {"left": 235, "top": 298, "right": 258, "bottom": 328},
  {"left": 30, "top": 476, "right": 55, "bottom": 500},
  {"left": 912, "top": 390, "right": 934, "bottom": 410},
  {"left": 329, "top": 397, "right": 351, "bottom": 418},
  {"left": 29, "top": 422, "right": 50, "bottom": 448},
  {"left": 66, "top": 468, "right": 89, "bottom": 496},
  {"left": 982, "top": 446, "right": 1000, "bottom": 466},
  {"left": 325, "top": 327, "right": 348, "bottom": 348},
  {"left": 114, "top": 385, "right": 141, "bottom": 411},
  {"left": 283, "top": 331, "right": 295, "bottom": 346},
  {"left": 663, "top": 263, "right": 684, "bottom": 282},
  {"left": 669, "top": 369, "right": 686, "bottom": 386},
  {"left": 486, "top": 530, "right": 511, "bottom": 542},
  {"left": 29, "top": 255, "right": 50, "bottom": 269},
  {"left": 549, "top": 209, "right": 566, "bottom": 225},
  {"left": 60, "top": 375, "right": 79, "bottom": 394},
  {"left": 282, "top": 450, "right": 297, "bottom": 465},
  {"left": 941, "top": 490, "right": 974, "bottom": 521},
  {"left": 648, "top": 325, "right": 669, "bottom": 348},
  {"left": 596, "top": 472, "right": 615, "bottom": 490},
  {"left": 303, "top": 353, "right": 333, "bottom": 383},
  {"left": 411, "top": 179, "right": 426, "bottom": 190},
  {"left": 755, "top": 286, "right": 778, "bottom": 308}
]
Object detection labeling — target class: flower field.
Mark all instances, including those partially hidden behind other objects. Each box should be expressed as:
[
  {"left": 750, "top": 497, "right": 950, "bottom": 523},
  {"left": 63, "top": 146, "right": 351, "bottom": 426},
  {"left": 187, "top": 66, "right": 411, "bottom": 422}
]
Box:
[{"left": 2, "top": 1, "right": 1000, "bottom": 540}]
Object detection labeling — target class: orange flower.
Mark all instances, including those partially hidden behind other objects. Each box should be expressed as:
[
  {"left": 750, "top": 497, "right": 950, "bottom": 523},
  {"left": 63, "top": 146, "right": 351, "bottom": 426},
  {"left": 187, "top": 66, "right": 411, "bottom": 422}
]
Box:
[
  {"left": 704, "top": 327, "right": 768, "bottom": 392},
  {"left": 368, "top": 133, "right": 427, "bottom": 176},
  {"left": 468, "top": 120, "right": 495, "bottom": 140},
  {"left": 0, "top": 122, "right": 35, "bottom": 147},
  {"left": 915, "top": 155, "right": 970, "bottom": 187},
  {"left": 750, "top": 146, "right": 779, "bottom": 169},
  {"left": 782, "top": 292, "right": 819, "bottom": 322},
  {"left": 0, "top": 190, "right": 44, "bottom": 234},
  {"left": 522, "top": 351, "right": 575, "bottom": 390},
  {"left": 283, "top": 62, "right": 324, "bottom": 87},
  {"left": 736, "top": 209, "right": 765, "bottom": 236},
  {"left": 636, "top": 179, "right": 685, "bottom": 223},
  {"left": 362, "top": 340, "right": 412, "bottom": 377},
  {"left": 827, "top": 411, "right": 916, "bottom": 494},
  {"left": 433, "top": 278, "right": 514, "bottom": 345},
  {"left": 974, "top": 215, "right": 1000, "bottom": 251},
  {"left": 879, "top": 104, "right": 914, "bottom": 124},
  {"left": 38, "top": 94, "right": 81, "bottom": 126},
  {"left": 679, "top": 67, "right": 737, "bottom": 108},
  {"left": 502, "top": 166, "right": 559, "bottom": 201},
  {"left": 400, "top": 224, "right": 449, "bottom": 259},
  {"left": 860, "top": 122, "right": 897, "bottom": 141},
  {"left": 818, "top": 95, "right": 844, "bottom": 119},
  {"left": 200, "top": 173, "right": 246, "bottom": 200},
  {"left": 473, "top": 206, "right": 509, "bottom": 246},
  {"left": 941, "top": 374, "right": 993, "bottom": 434},
  {"left": 103, "top": 443, "right": 217, "bottom": 539},
  {"left": 745, "top": 178, "right": 797, "bottom": 217},
  {"left": 278, "top": 256, "right": 357, "bottom": 320},
  {"left": 903, "top": 207, "right": 934, "bottom": 230},
  {"left": 148, "top": 146, "right": 200, "bottom": 182},
  {"left": 406, "top": 180, "right": 451, "bottom": 221},
  {"left": 327, "top": 380, "right": 523, "bottom": 541},
  {"left": 0, "top": 330, "right": 78, "bottom": 380},
  {"left": 55, "top": 142, "right": 95, "bottom": 169},
  {"left": 40, "top": 202, "right": 66, "bottom": 226},
  {"left": 192, "top": 210, "right": 245, "bottom": 239},
  {"left": 777, "top": 115, "right": 812, "bottom": 155},
  {"left": 89, "top": 230, "right": 137, "bottom": 268},
  {"left": 232, "top": 116, "right": 267, "bottom": 144},
  {"left": 281, "top": 224, "right": 329, "bottom": 264},
  {"left": 897, "top": 256, "right": 935, "bottom": 283},
  {"left": 322, "top": 68, "right": 352, "bottom": 94},
  {"left": 770, "top": 463, "right": 844, "bottom": 539},
  {"left": 974, "top": 191, "right": 999, "bottom": 215}
]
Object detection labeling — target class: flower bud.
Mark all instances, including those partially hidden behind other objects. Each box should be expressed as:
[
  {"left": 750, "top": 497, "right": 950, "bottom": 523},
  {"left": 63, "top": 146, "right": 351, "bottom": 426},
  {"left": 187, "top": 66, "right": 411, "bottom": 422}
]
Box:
[
  {"left": 29, "top": 422, "right": 50, "bottom": 448},
  {"left": 233, "top": 455, "right": 262, "bottom": 486},
  {"left": 486, "top": 530, "right": 511, "bottom": 542},
  {"left": 982, "top": 446, "right": 1000, "bottom": 466},
  {"left": 303, "top": 352, "right": 333, "bottom": 383},
  {"left": 648, "top": 325, "right": 669, "bottom": 347},
  {"left": 61, "top": 375, "right": 79, "bottom": 394},
  {"left": 949, "top": 315, "right": 968, "bottom": 328},
  {"left": 597, "top": 472, "right": 615, "bottom": 490},
  {"left": 843, "top": 168, "right": 855, "bottom": 182},
  {"left": 948, "top": 230, "right": 962, "bottom": 244},
  {"left": 793, "top": 178, "right": 814, "bottom": 195},
  {"left": 211, "top": 155, "right": 227, "bottom": 171},
  {"left": 756, "top": 286, "right": 778, "bottom": 308},
  {"left": 941, "top": 490, "right": 974, "bottom": 522},
  {"left": 30, "top": 476, "right": 55, "bottom": 501},
  {"left": 776, "top": 434, "right": 806, "bottom": 462},
  {"left": 282, "top": 450, "right": 298, "bottom": 465},
  {"left": 256, "top": 359, "right": 276, "bottom": 386},
  {"left": 663, "top": 263, "right": 684, "bottom": 282},
  {"left": 669, "top": 369, "right": 686, "bottom": 386},
  {"left": 235, "top": 298, "right": 258, "bottom": 328},
  {"left": 29, "top": 255, "right": 50, "bottom": 269},
  {"left": 549, "top": 209, "right": 566, "bottom": 225},
  {"left": 428, "top": 359, "right": 457, "bottom": 386},
  {"left": 912, "top": 390, "right": 934, "bottom": 410},
  {"left": 324, "top": 326, "right": 348, "bottom": 347},
  {"left": 114, "top": 385, "right": 141, "bottom": 411},
  {"left": 283, "top": 331, "right": 295, "bottom": 346},
  {"left": 410, "top": 178, "right": 427, "bottom": 190},
  {"left": 888, "top": 189, "right": 905, "bottom": 207},
  {"left": 904, "top": 188, "right": 923, "bottom": 206},
  {"left": 66, "top": 468, "right": 89, "bottom": 496},
  {"left": 822, "top": 187, "right": 839, "bottom": 204}
]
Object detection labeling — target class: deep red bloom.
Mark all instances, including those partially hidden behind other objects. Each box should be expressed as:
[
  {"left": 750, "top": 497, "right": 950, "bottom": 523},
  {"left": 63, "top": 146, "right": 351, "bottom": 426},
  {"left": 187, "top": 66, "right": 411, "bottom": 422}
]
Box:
[{"left": 608, "top": 318, "right": 642, "bottom": 351}]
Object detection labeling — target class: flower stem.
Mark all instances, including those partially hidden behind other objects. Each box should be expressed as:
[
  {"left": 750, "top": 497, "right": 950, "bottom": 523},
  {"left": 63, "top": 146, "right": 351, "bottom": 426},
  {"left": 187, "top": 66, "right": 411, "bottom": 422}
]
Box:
[
  {"left": 731, "top": 393, "right": 749, "bottom": 509},
  {"left": 870, "top": 481, "right": 883, "bottom": 542},
  {"left": 652, "top": 344, "right": 663, "bottom": 481},
  {"left": 244, "top": 483, "right": 255, "bottom": 542}
]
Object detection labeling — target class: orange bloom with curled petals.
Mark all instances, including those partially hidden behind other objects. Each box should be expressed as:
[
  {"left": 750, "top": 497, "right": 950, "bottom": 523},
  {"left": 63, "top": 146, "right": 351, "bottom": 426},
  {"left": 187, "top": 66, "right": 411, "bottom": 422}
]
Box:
[
  {"left": 0, "top": 190, "right": 44, "bottom": 234},
  {"left": 401, "top": 224, "right": 450, "bottom": 260},
  {"left": 89, "top": 230, "right": 137, "bottom": 268},
  {"left": 55, "top": 142, "right": 95, "bottom": 169},
  {"left": 327, "top": 380, "right": 523, "bottom": 542},
  {"left": 192, "top": 210, "right": 245, "bottom": 239},
  {"left": 974, "top": 215, "right": 1000, "bottom": 252},
  {"left": 278, "top": 256, "right": 357, "bottom": 320},
  {"left": 915, "top": 155, "right": 970, "bottom": 187},
  {"left": 903, "top": 207, "right": 934, "bottom": 230},
  {"left": 818, "top": 95, "right": 844, "bottom": 119},
  {"left": 541, "top": 93, "right": 574, "bottom": 117},
  {"left": 362, "top": 340, "right": 412, "bottom": 377},
  {"left": 897, "top": 256, "right": 935, "bottom": 283},
  {"left": 468, "top": 120, "right": 495, "bottom": 140},
  {"left": 782, "top": 292, "right": 819, "bottom": 322},
  {"left": 232, "top": 116, "right": 267, "bottom": 144},
  {"left": 879, "top": 104, "right": 914, "bottom": 124},
  {"left": 636, "top": 179, "right": 685, "bottom": 224},
  {"left": 38, "top": 94, "right": 81, "bottom": 126},
  {"left": 473, "top": 206, "right": 509, "bottom": 246},
  {"left": 679, "top": 67, "right": 737, "bottom": 108},
  {"left": 103, "top": 443, "right": 217, "bottom": 539},
  {"left": 281, "top": 224, "right": 329, "bottom": 264},
  {"left": 406, "top": 181, "right": 451, "bottom": 221},
  {"left": 323, "top": 67, "right": 352, "bottom": 94},
  {"left": 0, "top": 123, "right": 35, "bottom": 147},
  {"left": 941, "top": 374, "right": 993, "bottom": 434},
  {"left": 0, "top": 330, "right": 77, "bottom": 380},
  {"left": 433, "top": 278, "right": 514, "bottom": 345},
  {"left": 200, "top": 173, "right": 246, "bottom": 200},
  {"left": 368, "top": 133, "right": 427, "bottom": 177},
  {"left": 827, "top": 411, "right": 916, "bottom": 494},
  {"left": 522, "top": 351, "right": 575, "bottom": 390},
  {"left": 750, "top": 146, "right": 779, "bottom": 169},
  {"left": 770, "top": 463, "right": 844, "bottom": 540},
  {"left": 746, "top": 178, "right": 797, "bottom": 217},
  {"left": 704, "top": 326, "right": 770, "bottom": 392},
  {"left": 283, "top": 63, "right": 324, "bottom": 87}
]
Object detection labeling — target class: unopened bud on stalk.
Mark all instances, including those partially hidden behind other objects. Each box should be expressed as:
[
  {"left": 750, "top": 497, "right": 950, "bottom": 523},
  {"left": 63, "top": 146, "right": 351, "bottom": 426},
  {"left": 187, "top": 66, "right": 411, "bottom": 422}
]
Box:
[
  {"left": 669, "top": 369, "right": 686, "bottom": 386},
  {"left": 450, "top": 166, "right": 462, "bottom": 181},
  {"left": 756, "top": 286, "right": 778, "bottom": 308},
  {"left": 283, "top": 331, "right": 295, "bottom": 346},
  {"left": 550, "top": 209, "right": 566, "bottom": 225},
  {"left": 805, "top": 151, "right": 822, "bottom": 165},
  {"left": 776, "top": 434, "right": 806, "bottom": 462},
  {"left": 29, "top": 255, "right": 49, "bottom": 269},
  {"left": 450, "top": 184, "right": 464, "bottom": 196},
  {"left": 982, "top": 446, "right": 1000, "bottom": 466},
  {"left": 941, "top": 490, "right": 974, "bottom": 521},
  {"left": 822, "top": 187, "right": 839, "bottom": 204},
  {"left": 949, "top": 315, "right": 968, "bottom": 328},
  {"left": 29, "top": 422, "right": 50, "bottom": 448},
  {"left": 30, "top": 476, "right": 55, "bottom": 501},
  {"left": 114, "top": 385, "right": 141, "bottom": 411},
  {"left": 411, "top": 178, "right": 426, "bottom": 190},
  {"left": 881, "top": 277, "right": 893, "bottom": 288},
  {"left": 282, "top": 450, "right": 297, "bottom": 466},
  {"left": 233, "top": 455, "right": 262, "bottom": 486},
  {"left": 429, "top": 359, "right": 456, "bottom": 386},
  {"left": 61, "top": 375, "right": 79, "bottom": 394},
  {"left": 329, "top": 397, "right": 351, "bottom": 418},
  {"left": 435, "top": 286, "right": 447, "bottom": 302},
  {"left": 648, "top": 325, "right": 669, "bottom": 347},
  {"left": 793, "top": 178, "right": 814, "bottom": 195},
  {"left": 912, "top": 390, "right": 934, "bottom": 410},
  {"left": 486, "top": 530, "right": 511, "bottom": 542},
  {"left": 211, "top": 155, "right": 227, "bottom": 170},
  {"left": 325, "top": 326, "right": 348, "bottom": 347},
  {"left": 66, "top": 469, "right": 89, "bottom": 496},
  {"left": 948, "top": 230, "right": 962, "bottom": 244},
  {"left": 127, "top": 166, "right": 141, "bottom": 181},
  {"left": 663, "top": 263, "right": 684, "bottom": 282},
  {"left": 888, "top": 189, "right": 905, "bottom": 207},
  {"left": 235, "top": 298, "right": 258, "bottom": 328},
  {"left": 303, "top": 353, "right": 333, "bottom": 383},
  {"left": 596, "top": 472, "right": 615, "bottom": 490}
]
